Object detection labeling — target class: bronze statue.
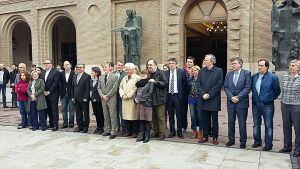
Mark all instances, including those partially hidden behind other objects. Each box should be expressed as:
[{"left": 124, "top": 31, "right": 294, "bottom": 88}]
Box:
[
  {"left": 271, "top": 0, "right": 300, "bottom": 70},
  {"left": 112, "top": 9, "right": 142, "bottom": 68}
]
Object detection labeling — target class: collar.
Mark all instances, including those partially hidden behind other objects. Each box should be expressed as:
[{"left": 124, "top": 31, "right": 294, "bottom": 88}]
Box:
[{"left": 234, "top": 69, "right": 241, "bottom": 74}]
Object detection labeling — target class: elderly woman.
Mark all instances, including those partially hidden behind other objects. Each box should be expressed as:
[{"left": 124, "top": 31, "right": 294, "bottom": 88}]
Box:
[
  {"left": 119, "top": 63, "right": 141, "bottom": 138},
  {"left": 279, "top": 59, "right": 300, "bottom": 157}
]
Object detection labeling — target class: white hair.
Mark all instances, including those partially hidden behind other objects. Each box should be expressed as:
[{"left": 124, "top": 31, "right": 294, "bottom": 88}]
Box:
[{"left": 124, "top": 63, "right": 135, "bottom": 69}]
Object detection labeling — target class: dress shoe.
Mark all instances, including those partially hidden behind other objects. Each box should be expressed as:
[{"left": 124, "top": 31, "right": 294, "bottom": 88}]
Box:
[
  {"left": 74, "top": 127, "right": 83, "bottom": 132},
  {"left": 69, "top": 125, "right": 74, "bottom": 128},
  {"left": 150, "top": 133, "right": 159, "bottom": 138},
  {"left": 252, "top": 143, "right": 261, "bottom": 148},
  {"left": 29, "top": 126, "right": 33, "bottom": 130},
  {"left": 109, "top": 135, "right": 116, "bottom": 139},
  {"left": 136, "top": 137, "right": 144, "bottom": 142},
  {"left": 262, "top": 146, "right": 272, "bottom": 151},
  {"left": 213, "top": 138, "right": 219, "bottom": 145},
  {"left": 226, "top": 141, "right": 235, "bottom": 147},
  {"left": 41, "top": 128, "right": 47, "bottom": 131},
  {"left": 293, "top": 151, "right": 300, "bottom": 157},
  {"left": 198, "top": 137, "right": 208, "bottom": 143},
  {"left": 3, "top": 106, "right": 8, "bottom": 108},
  {"left": 52, "top": 126, "right": 59, "bottom": 131},
  {"left": 124, "top": 133, "right": 132, "bottom": 137},
  {"left": 61, "top": 125, "right": 68, "bottom": 129},
  {"left": 97, "top": 129, "right": 104, "bottom": 134},
  {"left": 159, "top": 134, "right": 166, "bottom": 140},
  {"left": 279, "top": 148, "right": 291, "bottom": 153},
  {"left": 178, "top": 133, "right": 184, "bottom": 139},
  {"left": 47, "top": 125, "right": 52, "bottom": 129},
  {"left": 167, "top": 132, "right": 176, "bottom": 138},
  {"left": 131, "top": 134, "right": 138, "bottom": 138},
  {"left": 93, "top": 128, "right": 100, "bottom": 134},
  {"left": 32, "top": 128, "right": 37, "bottom": 131},
  {"left": 17, "top": 126, "right": 25, "bottom": 129},
  {"left": 102, "top": 133, "right": 110, "bottom": 136},
  {"left": 80, "top": 128, "right": 88, "bottom": 133},
  {"left": 143, "top": 137, "right": 150, "bottom": 143},
  {"left": 240, "top": 144, "right": 246, "bottom": 149}
]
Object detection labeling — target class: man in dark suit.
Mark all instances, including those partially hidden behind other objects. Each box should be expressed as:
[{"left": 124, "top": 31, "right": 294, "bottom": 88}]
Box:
[
  {"left": 224, "top": 57, "right": 251, "bottom": 148},
  {"left": 72, "top": 63, "right": 91, "bottom": 133},
  {"left": 166, "top": 57, "right": 188, "bottom": 139},
  {"left": 0, "top": 64, "right": 10, "bottom": 108},
  {"left": 40, "top": 59, "right": 60, "bottom": 131},
  {"left": 9, "top": 64, "right": 18, "bottom": 108},
  {"left": 197, "top": 54, "right": 223, "bottom": 145},
  {"left": 114, "top": 60, "right": 126, "bottom": 133},
  {"left": 60, "top": 61, "right": 75, "bottom": 128}
]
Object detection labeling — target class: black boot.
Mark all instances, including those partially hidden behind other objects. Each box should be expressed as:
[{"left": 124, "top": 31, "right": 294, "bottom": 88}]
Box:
[
  {"left": 143, "top": 121, "right": 150, "bottom": 143},
  {"left": 137, "top": 120, "right": 145, "bottom": 142}
]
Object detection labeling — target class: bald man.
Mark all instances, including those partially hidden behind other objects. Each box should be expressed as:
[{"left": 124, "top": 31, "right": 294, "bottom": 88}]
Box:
[{"left": 0, "top": 64, "right": 10, "bottom": 108}]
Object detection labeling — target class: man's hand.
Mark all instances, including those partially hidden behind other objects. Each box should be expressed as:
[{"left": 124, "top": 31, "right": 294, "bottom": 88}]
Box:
[
  {"left": 231, "top": 96, "right": 239, "bottom": 103},
  {"left": 83, "top": 99, "right": 88, "bottom": 102},
  {"left": 72, "top": 98, "right": 75, "bottom": 103},
  {"left": 31, "top": 95, "right": 36, "bottom": 101},
  {"left": 203, "top": 94, "right": 209, "bottom": 100},
  {"left": 122, "top": 95, "right": 128, "bottom": 100},
  {"left": 44, "top": 91, "right": 50, "bottom": 96},
  {"left": 148, "top": 79, "right": 155, "bottom": 83},
  {"left": 103, "top": 95, "right": 109, "bottom": 101}
]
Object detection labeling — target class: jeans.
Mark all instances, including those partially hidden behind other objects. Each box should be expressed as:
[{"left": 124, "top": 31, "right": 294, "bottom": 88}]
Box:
[
  {"left": 117, "top": 97, "right": 124, "bottom": 131},
  {"left": 189, "top": 103, "right": 198, "bottom": 130},
  {"left": 61, "top": 96, "right": 75, "bottom": 126},
  {"left": 0, "top": 84, "right": 7, "bottom": 107},
  {"left": 252, "top": 104, "right": 275, "bottom": 148},
  {"left": 18, "top": 101, "right": 28, "bottom": 127}
]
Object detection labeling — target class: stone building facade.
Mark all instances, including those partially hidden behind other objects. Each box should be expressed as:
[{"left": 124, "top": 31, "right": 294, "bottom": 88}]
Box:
[{"left": 0, "top": 0, "right": 294, "bottom": 72}]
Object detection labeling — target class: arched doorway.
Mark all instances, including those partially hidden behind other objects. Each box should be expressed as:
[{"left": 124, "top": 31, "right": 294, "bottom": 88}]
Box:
[
  {"left": 51, "top": 17, "right": 77, "bottom": 67},
  {"left": 12, "top": 21, "right": 32, "bottom": 66},
  {"left": 185, "top": 0, "right": 227, "bottom": 72}
]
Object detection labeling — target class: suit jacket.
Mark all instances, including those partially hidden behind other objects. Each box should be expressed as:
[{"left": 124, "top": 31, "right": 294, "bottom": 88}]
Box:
[
  {"left": 40, "top": 68, "right": 60, "bottom": 100},
  {"left": 90, "top": 78, "right": 101, "bottom": 102},
  {"left": 9, "top": 69, "right": 18, "bottom": 85},
  {"left": 72, "top": 72, "right": 91, "bottom": 102},
  {"left": 0, "top": 67, "right": 10, "bottom": 84},
  {"left": 196, "top": 66, "right": 223, "bottom": 111},
  {"left": 224, "top": 69, "right": 251, "bottom": 109},
  {"left": 59, "top": 70, "right": 74, "bottom": 99},
  {"left": 165, "top": 68, "right": 188, "bottom": 101},
  {"left": 97, "top": 73, "right": 118, "bottom": 100}
]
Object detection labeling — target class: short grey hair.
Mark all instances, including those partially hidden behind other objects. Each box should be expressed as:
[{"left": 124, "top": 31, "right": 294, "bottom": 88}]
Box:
[
  {"left": 205, "top": 54, "right": 216, "bottom": 64},
  {"left": 124, "top": 63, "right": 135, "bottom": 69}
]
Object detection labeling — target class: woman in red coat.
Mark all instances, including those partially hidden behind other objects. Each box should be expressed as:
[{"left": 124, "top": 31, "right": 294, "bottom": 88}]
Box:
[{"left": 16, "top": 71, "right": 30, "bottom": 129}]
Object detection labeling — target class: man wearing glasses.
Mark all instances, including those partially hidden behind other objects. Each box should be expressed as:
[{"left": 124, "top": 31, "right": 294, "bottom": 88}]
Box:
[
  {"left": 40, "top": 59, "right": 60, "bottom": 131},
  {"left": 72, "top": 63, "right": 91, "bottom": 133}
]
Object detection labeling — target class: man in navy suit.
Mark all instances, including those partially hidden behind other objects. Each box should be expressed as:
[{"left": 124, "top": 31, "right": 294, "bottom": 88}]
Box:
[
  {"left": 197, "top": 54, "right": 223, "bottom": 145},
  {"left": 40, "top": 59, "right": 60, "bottom": 131},
  {"left": 165, "top": 57, "right": 188, "bottom": 139},
  {"left": 224, "top": 57, "right": 251, "bottom": 148}
]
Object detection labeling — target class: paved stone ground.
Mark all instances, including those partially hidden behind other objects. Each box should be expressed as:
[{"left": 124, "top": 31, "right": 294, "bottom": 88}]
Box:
[{"left": 0, "top": 125, "right": 292, "bottom": 169}]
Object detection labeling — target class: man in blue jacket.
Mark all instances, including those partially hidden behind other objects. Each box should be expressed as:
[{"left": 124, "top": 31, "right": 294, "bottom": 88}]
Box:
[
  {"left": 224, "top": 57, "right": 251, "bottom": 149},
  {"left": 251, "top": 59, "right": 281, "bottom": 151}
]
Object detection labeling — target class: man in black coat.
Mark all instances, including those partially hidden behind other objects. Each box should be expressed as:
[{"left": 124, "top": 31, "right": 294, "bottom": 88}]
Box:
[
  {"left": 197, "top": 54, "right": 223, "bottom": 145},
  {"left": 0, "top": 64, "right": 10, "bottom": 108},
  {"left": 9, "top": 64, "right": 18, "bottom": 108},
  {"left": 72, "top": 63, "right": 91, "bottom": 133},
  {"left": 60, "top": 61, "right": 75, "bottom": 128},
  {"left": 165, "top": 57, "right": 188, "bottom": 139},
  {"left": 40, "top": 59, "right": 60, "bottom": 131}
]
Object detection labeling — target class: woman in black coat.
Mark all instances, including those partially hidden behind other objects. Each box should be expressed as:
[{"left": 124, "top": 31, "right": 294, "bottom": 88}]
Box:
[{"left": 90, "top": 67, "right": 104, "bottom": 134}]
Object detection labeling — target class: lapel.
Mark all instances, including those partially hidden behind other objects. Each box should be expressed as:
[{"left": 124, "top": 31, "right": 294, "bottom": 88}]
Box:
[
  {"left": 78, "top": 72, "right": 85, "bottom": 85},
  {"left": 62, "top": 71, "right": 66, "bottom": 83},
  {"left": 235, "top": 69, "right": 244, "bottom": 88},
  {"left": 204, "top": 66, "right": 216, "bottom": 87},
  {"left": 46, "top": 68, "right": 53, "bottom": 82}
]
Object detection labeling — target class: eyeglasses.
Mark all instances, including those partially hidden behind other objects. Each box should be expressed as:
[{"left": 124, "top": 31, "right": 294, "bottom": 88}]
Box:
[
  {"left": 76, "top": 66, "right": 83, "bottom": 68},
  {"left": 44, "top": 63, "right": 51, "bottom": 64}
]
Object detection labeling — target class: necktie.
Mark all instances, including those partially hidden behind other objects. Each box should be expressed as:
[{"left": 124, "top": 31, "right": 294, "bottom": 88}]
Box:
[
  {"left": 255, "top": 75, "right": 263, "bottom": 95},
  {"left": 76, "top": 74, "right": 81, "bottom": 85},
  {"left": 105, "top": 74, "right": 108, "bottom": 85},
  {"left": 170, "top": 70, "right": 175, "bottom": 94},
  {"left": 233, "top": 71, "right": 239, "bottom": 87}
]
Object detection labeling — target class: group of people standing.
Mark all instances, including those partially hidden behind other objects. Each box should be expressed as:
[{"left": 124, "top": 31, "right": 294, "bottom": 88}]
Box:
[{"left": 0, "top": 54, "right": 299, "bottom": 156}]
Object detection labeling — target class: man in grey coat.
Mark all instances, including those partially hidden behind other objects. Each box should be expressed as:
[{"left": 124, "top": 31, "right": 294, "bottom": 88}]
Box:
[{"left": 98, "top": 62, "right": 119, "bottom": 139}]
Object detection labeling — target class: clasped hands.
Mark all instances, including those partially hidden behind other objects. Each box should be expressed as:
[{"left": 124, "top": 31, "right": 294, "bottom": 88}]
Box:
[{"left": 231, "top": 96, "right": 239, "bottom": 103}]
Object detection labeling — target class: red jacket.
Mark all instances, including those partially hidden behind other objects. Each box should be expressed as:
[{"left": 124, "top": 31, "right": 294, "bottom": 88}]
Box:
[{"left": 15, "top": 80, "right": 29, "bottom": 101}]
